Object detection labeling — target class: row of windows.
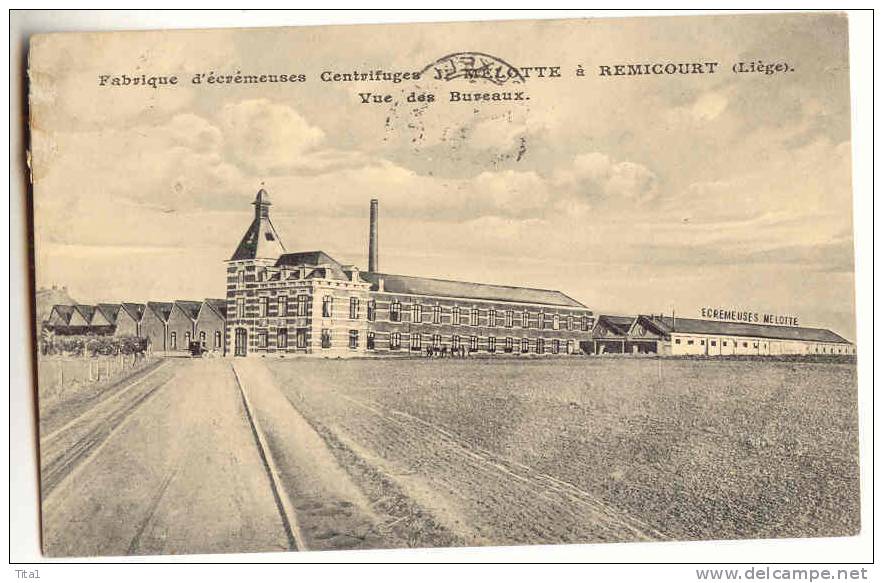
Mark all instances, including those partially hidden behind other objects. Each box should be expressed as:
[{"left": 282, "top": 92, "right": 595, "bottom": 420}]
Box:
[
  {"left": 387, "top": 333, "right": 573, "bottom": 354},
  {"left": 672, "top": 337, "right": 850, "bottom": 354},
  {"left": 235, "top": 295, "right": 368, "bottom": 320},
  {"left": 234, "top": 294, "right": 590, "bottom": 331},
  {"left": 383, "top": 301, "right": 589, "bottom": 330},
  {"left": 248, "top": 329, "right": 573, "bottom": 354},
  {"left": 168, "top": 330, "right": 223, "bottom": 350},
  {"left": 255, "top": 328, "right": 310, "bottom": 349},
  {"left": 675, "top": 338, "right": 761, "bottom": 348}
]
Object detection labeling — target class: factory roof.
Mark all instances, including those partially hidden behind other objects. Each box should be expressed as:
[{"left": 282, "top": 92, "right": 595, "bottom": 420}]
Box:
[
  {"left": 360, "top": 271, "right": 587, "bottom": 308},
  {"left": 628, "top": 314, "right": 852, "bottom": 344}
]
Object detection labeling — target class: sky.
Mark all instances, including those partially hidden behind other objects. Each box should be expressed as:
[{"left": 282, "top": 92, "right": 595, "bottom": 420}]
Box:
[{"left": 29, "top": 13, "right": 856, "bottom": 338}]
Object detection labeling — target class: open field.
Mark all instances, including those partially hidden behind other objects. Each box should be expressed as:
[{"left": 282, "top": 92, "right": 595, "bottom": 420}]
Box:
[
  {"left": 38, "top": 356, "right": 859, "bottom": 556},
  {"left": 266, "top": 357, "right": 859, "bottom": 545}
]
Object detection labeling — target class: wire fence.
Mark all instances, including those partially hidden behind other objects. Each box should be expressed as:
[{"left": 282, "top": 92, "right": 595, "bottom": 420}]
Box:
[{"left": 37, "top": 352, "right": 155, "bottom": 402}]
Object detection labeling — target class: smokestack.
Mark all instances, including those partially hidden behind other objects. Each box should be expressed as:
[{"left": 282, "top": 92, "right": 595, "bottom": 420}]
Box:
[{"left": 368, "top": 198, "right": 379, "bottom": 273}]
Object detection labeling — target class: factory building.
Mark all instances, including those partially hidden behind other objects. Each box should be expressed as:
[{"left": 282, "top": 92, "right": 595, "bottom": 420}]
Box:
[
  {"left": 42, "top": 188, "right": 854, "bottom": 360},
  {"left": 589, "top": 314, "right": 854, "bottom": 356},
  {"left": 224, "top": 190, "right": 595, "bottom": 357},
  {"left": 43, "top": 299, "right": 227, "bottom": 355}
]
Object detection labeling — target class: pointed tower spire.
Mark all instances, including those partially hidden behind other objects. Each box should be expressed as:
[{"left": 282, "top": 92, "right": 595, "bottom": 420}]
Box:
[
  {"left": 254, "top": 187, "right": 271, "bottom": 219},
  {"left": 230, "top": 187, "right": 287, "bottom": 261}
]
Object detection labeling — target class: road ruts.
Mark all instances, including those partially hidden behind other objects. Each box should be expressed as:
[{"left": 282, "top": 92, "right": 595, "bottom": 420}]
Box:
[
  {"left": 230, "top": 363, "right": 306, "bottom": 552},
  {"left": 41, "top": 359, "right": 292, "bottom": 557},
  {"left": 40, "top": 360, "right": 177, "bottom": 502}
]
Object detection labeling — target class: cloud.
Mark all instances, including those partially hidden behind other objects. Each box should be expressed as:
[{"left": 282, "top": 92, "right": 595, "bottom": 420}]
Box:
[
  {"left": 469, "top": 116, "right": 526, "bottom": 151},
  {"left": 554, "top": 152, "right": 659, "bottom": 204},
  {"left": 218, "top": 99, "right": 326, "bottom": 174}
]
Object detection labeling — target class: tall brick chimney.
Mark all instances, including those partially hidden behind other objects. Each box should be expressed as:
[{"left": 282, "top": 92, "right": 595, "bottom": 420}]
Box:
[{"left": 368, "top": 198, "right": 379, "bottom": 273}]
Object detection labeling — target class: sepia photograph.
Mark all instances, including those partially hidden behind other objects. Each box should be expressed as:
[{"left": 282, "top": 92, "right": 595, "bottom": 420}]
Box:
[{"left": 16, "top": 10, "right": 868, "bottom": 566}]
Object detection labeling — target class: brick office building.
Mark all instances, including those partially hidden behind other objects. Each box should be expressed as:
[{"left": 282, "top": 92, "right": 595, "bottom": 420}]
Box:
[{"left": 225, "top": 189, "right": 595, "bottom": 357}]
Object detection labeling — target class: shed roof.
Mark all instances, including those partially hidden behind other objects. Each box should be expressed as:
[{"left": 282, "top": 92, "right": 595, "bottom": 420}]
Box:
[
  {"left": 96, "top": 303, "right": 121, "bottom": 324},
  {"left": 73, "top": 305, "right": 96, "bottom": 323},
  {"left": 146, "top": 301, "right": 174, "bottom": 322},
  {"left": 593, "top": 314, "right": 635, "bottom": 336},
  {"left": 203, "top": 298, "right": 228, "bottom": 319},
  {"left": 120, "top": 303, "right": 146, "bottom": 321},
  {"left": 49, "top": 304, "right": 75, "bottom": 324},
  {"left": 175, "top": 300, "right": 203, "bottom": 321}
]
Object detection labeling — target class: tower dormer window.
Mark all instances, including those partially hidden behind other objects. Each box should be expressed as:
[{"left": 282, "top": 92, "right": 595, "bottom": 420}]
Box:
[{"left": 265, "top": 232, "right": 275, "bottom": 241}]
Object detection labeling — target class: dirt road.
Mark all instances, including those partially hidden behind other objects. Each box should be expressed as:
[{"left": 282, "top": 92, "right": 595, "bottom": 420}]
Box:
[
  {"left": 40, "top": 357, "right": 420, "bottom": 556},
  {"left": 41, "top": 358, "right": 291, "bottom": 557}
]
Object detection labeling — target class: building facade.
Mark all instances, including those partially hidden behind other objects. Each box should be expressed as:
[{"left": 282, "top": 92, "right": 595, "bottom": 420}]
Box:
[
  {"left": 44, "top": 299, "right": 227, "bottom": 355},
  {"left": 224, "top": 189, "right": 595, "bottom": 357},
  {"left": 590, "top": 314, "right": 855, "bottom": 356}
]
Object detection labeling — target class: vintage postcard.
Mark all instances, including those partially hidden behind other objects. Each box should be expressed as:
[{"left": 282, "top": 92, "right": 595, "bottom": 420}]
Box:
[{"left": 28, "top": 13, "right": 858, "bottom": 557}]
